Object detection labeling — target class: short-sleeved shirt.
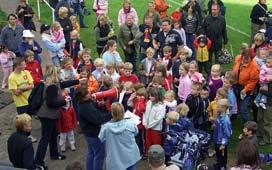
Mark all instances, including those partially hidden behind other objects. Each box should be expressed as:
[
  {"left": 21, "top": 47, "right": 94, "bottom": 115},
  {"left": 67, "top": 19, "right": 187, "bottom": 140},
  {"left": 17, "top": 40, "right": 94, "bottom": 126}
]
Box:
[
  {"left": 8, "top": 70, "right": 33, "bottom": 107},
  {"left": 155, "top": 29, "right": 183, "bottom": 56}
]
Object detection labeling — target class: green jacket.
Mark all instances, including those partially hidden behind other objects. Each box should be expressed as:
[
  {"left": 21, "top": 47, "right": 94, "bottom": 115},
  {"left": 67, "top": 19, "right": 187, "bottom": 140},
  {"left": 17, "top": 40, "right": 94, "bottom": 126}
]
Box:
[{"left": 118, "top": 23, "right": 139, "bottom": 50}]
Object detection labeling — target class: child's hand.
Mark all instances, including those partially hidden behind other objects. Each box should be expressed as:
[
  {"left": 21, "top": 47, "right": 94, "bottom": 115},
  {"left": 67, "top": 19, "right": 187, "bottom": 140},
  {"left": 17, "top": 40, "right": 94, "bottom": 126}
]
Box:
[
  {"left": 167, "top": 135, "right": 172, "bottom": 140},
  {"left": 208, "top": 80, "right": 213, "bottom": 86},
  {"left": 238, "top": 134, "right": 243, "bottom": 140}
]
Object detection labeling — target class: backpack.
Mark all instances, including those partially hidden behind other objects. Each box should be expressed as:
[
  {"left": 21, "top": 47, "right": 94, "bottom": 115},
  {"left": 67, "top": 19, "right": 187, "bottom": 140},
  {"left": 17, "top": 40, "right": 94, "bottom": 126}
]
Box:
[
  {"left": 28, "top": 82, "right": 45, "bottom": 115},
  {"left": 217, "top": 49, "right": 233, "bottom": 64}
]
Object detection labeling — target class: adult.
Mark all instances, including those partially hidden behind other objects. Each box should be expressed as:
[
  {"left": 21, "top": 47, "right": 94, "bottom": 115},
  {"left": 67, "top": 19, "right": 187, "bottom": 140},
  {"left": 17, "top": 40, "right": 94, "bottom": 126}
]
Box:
[
  {"left": 250, "top": 0, "right": 267, "bottom": 43},
  {"left": 143, "top": 1, "right": 161, "bottom": 28},
  {"left": 49, "top": 0, "right": 59, "bottom": 9},
  {"left": 153, "top": 18, "right": 183, "bottom": 58},
  {"left": 232, "top": 48, "right": 259, "bottom": 122},
  {"left": 8, "top": 58, "right": 34, "bottom": 115},
  {"left": 184, "top": 0, "right": 202, "bottom": 24},
  {"left": 99, "top": 102, "right": 140, "bottom": 170},
  {"left": 19, "top": 30, "right": 42, "bottom": 63},
  {"left": 0, "top": 14, "right": 24, "bottom": 57},
  {"left": 207, "top": 0, "right": 226, "bottom": 16},
  {"left": 71, "top": 0, "right": 88, "bottom": 28},
  {"left": 257, "top": 81, "right": 272, "bottom": 145},
  {"left": 118, "top": 14, "right": 139, "bottom": 72},
  {"left": 16, "top": 0, "right": 36, "bottom": 31},
  {"left": 230, "top": 140, "right": 260, "bottom": 170},
  {"left": 57, "top": 7, "right": 73, "bottom": 51},
  {"left": 40, "top": 24, "right": 65, "bottom": 66},
  {"left": 75, "top": 87, "right": 112, "bottom": 170},
  {"left": 203, "top": 3, "right": 228, "bottom": 64},
  {"left": 54, "top": 0, "right": 72, "bottom": 19},
  {"left": 34, "top": 65, "right": 84, "bottom": 169},
  {"left": 148, "top": 145, "right": 180, "bottom": 170},
  {"left": 118, "top": 0, "right": 139, "bottom": 27},
  {"left": 182, "top": 2, "right": 199, "bottom": 59},
  {"left": 95, "top": 14, "right": 114, "bottom": 56},
  {"left": 8, "top": 114, "right": 35, "bottom": 170}
]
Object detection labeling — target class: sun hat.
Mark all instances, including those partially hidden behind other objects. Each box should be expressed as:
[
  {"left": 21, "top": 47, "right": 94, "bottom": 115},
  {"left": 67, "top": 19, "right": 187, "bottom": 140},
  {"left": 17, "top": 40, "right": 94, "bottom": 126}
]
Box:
[{"left": 22, "top": 30, "right": 34, "bottom": 38}]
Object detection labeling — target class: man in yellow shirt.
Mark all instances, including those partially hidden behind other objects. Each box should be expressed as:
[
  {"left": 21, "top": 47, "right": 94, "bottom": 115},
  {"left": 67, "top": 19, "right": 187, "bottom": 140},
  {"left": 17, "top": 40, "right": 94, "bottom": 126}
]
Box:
[{"left": 8, "top": 58, "right": 34, "bottom": 114}]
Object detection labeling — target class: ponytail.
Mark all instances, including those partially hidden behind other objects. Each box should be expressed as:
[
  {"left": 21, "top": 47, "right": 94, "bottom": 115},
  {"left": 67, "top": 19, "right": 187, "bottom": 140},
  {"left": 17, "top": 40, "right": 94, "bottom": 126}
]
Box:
[{"left": 101, "top": 39, "right": 116, "bottom": 57}]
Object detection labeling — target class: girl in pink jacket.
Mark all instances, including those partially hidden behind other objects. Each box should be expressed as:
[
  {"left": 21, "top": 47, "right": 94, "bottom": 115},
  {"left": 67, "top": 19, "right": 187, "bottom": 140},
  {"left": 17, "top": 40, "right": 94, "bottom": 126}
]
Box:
[
  {"left": 93, "top": 0, "right": 108, "bottom": 16},
  {"left": 178, "top": 62, "right": 192, "bottom": 104},
  {"left": 118, "top": 0, "right": 139, "bottom": 26},
  {"left": 0, "top": 45, "right": 15, "bottom": 88}
]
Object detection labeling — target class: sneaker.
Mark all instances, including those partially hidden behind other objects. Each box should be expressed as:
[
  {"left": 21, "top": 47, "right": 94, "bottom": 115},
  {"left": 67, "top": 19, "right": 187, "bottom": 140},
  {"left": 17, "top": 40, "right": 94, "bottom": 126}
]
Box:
[
  {"left": 70, "top": 144, "right": 76, "bottom": 151},
  {"left": 60, "top": 144, "right": 66, "bottom": 152},
  {"left": 208, "top": 150, "right": 216, "bottom": 157},
  {"left": 260, "top": 103, "right": 266, "bottom": 110},
  {"left": 51, "top": 154, "right": 66, "bottom": 160},
  {"left": 29, "top": 135, "right": 37, "bottom": 143}
]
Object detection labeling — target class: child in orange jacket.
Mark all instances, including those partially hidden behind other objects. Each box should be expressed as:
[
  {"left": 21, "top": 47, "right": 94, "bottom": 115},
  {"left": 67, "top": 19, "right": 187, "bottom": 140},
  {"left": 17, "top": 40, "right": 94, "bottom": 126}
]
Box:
[
  {"left": 76, "top": 66, "right": 99, "bottom": 94},
  {"left": 155, "top": 0, "right": 171, "bottom": 18}
]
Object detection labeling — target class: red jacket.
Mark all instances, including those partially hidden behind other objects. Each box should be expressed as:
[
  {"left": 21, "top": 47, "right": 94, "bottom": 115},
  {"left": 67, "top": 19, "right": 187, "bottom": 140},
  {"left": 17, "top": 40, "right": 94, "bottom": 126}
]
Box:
[
  {"left": 57, "top": 107, "right": 77, "bottom": 133},
  {"left": 25, "top": 60, "right": 43, "bottom": 85},
  {"left": 133, "top": 97, "right": 147, "bottom": 129},
  {"left": 119, "top": 74, "right": 139, "bottom": 84},
  {"left": 164, "top": 75, "right": 173, "bottom": 91}
]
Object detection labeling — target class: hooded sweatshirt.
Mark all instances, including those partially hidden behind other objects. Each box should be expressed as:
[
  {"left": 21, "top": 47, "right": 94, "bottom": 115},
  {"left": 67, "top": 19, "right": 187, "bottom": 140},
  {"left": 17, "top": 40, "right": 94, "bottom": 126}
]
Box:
[{"left": 99, "top": 118, "right": 141, "bottom": 170}]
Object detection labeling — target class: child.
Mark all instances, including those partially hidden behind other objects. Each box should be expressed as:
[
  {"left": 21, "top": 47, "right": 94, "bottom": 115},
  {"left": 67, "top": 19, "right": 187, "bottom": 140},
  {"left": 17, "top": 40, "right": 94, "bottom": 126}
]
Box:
[
  {"left": 213, "top": 99, "right": 232, "bottom": 170},
  {"left": 69, "top": 30, "right": 84, "bottom": 68},
  {"left": 254, "top": 48, "right": 267, "bottom": 69},
  {"left": 178, "top": 62, "right": 192, "bottom": 104},
  {"left": 148, "top": 75, "right": 166, "bottom": 95},
  {"left": 208, "top": 64, "right": 223, "bottom": 101},
  {"left": 238, "top": 121, "right": 258, "bottom": 147},
  {"left": 77, "top": 48, "right": 95, "bottom": 73},
  {"left": 185, "top": 82, "right": 203, "bottom": 128},
  {"left": 0, "top": 45, "right": 15, "bottom": 88},
  {"left": 119, "top": 62, "right": 139, "bottom": 84},
  {"left": 70, "top": 15, "right": 80, "bottom": 32},
  {"left": 105, "top": 62, "right": 120, "bottom": 86},
  {"left": 159, "top": 46, "right": 172, "bottom": 71},
  {"left": 200, "top": 85, "right": 210, "bottom": 131},
  {"left": 194, "top": 35, "right": 212, "bottom": 76},
  {"left": 254, "top": 56, "right": 272, "bottom": 109},
  {"left": 77, "top": 66, "right": 99, "bottom": 94},
  {"left": 139, "top": 47, "right": 157, "bottom": 87},
  {"left": 93, "top": 0, "right": 108, "bottom": 16},
  {"left": 164, "top": 90, "right": 177, "bottom": 112},
  {"left": 128, "top": 87, "right": 147, "bottom": 157},
  {"left": 57, "top": 90, "right": 77, "bottom": 152},
  {"left": 223, "top": 70, "right": 238, "bottom": 120},
  {"left": 173, "top": 21, "right": 186, "bottom": 46},
  {"left": 51, "top": 21, "right": 65, "bottom": 43},
  {"left": 119, "top": 81, "right": 134, "bottom": 112},
  {"left": 155, "top": 63, "right": 172, "bottom": 91},
  {"left": 116, "top": 62, "right": 125, "bottom": 75},
  {"left": 189, "top": 61, "right": 204, "bottom": 83},
  {"left": 176, "top": 103, "right": 194, "bottom": 130},
  {"left": 24, "top": 50, "right": 43, "bottom": 86},
  {"left": 92, "top": 58, "right": 105, "bottom": 84},
  {"left": 102, "top": 40, "right": 122, "bottom": 68},
  {"left": 60, "top": 58, "right": 77, "bottom": 82},
  {"left": 143, "top": 87, "right": 166, "bottom": 155}
]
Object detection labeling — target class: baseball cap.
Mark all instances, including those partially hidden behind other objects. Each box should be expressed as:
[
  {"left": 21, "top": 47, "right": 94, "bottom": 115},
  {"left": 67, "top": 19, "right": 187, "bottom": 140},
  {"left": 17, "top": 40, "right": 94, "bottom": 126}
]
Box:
[
  {"left": 148, "top": 145, "right": 165, "bottom": 164},
  {"left": 40, "top": 24, "right": 51, "bottom": 34}
]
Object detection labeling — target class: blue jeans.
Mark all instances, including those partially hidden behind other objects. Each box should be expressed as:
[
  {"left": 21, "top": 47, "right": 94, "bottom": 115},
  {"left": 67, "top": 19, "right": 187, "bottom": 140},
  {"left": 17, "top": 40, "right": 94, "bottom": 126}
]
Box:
[
  {"left": 84, "top": 136, "right": 105, "bottom": 170},
  {"left": 127, "top": 164, "right": 137, "bottom": 170},
  {"left": 16, "top": 105, "right": 29, "bottom": 115},
  {"left": 185, "top": 33, "right": 196, "bottom": 60},
  {"left": 35, "top": 118, "right": 59, "bottom": 166},
  {"left": 72, "top": 3, "right": 85, "bottom": 27},
  {"left": 238, "top": 95, "right": 250, "bottom": 122}
]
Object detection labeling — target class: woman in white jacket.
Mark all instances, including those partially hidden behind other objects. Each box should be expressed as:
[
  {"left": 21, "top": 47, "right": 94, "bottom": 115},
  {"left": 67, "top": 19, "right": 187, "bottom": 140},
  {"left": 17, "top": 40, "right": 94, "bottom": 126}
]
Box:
[{"left": 143, "top": 87, "right": 166, "bottom": 155}]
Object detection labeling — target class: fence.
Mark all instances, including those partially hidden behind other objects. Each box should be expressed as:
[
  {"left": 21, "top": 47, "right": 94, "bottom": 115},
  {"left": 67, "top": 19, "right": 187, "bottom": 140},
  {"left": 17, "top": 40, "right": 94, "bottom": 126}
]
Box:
[{"left": 34, "top": 0, "right": 55, "bottom": 23}]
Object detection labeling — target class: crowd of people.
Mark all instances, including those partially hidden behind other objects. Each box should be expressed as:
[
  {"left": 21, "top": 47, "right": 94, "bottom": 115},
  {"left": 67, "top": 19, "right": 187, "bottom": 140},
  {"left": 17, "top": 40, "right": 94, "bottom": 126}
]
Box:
[{"left": 0, "top": 0, "right": 272, "bottom": 170}]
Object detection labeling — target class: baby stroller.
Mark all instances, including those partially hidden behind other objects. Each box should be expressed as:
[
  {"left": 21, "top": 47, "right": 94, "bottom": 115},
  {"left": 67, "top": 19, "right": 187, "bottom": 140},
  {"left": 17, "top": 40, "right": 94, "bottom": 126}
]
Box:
[{"left": 167, "top": 129, "right": 210, "bottom": 170}]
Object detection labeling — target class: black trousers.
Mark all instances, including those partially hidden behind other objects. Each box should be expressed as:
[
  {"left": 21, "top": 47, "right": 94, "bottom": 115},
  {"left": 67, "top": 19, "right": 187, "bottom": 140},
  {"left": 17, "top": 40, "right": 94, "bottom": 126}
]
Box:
[
  {"left": 198, "top": 61, "right": 210, "bottom": 76},
  {"left": 208, "top": 48, "right": 220, "bottom": 64},
  {"left": 214, "top": 144, "right": 228, "bottom": 170}
]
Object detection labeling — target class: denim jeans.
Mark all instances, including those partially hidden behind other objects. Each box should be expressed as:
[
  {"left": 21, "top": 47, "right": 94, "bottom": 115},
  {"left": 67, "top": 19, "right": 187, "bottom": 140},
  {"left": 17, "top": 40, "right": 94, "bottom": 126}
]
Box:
[
  {"left": 84, "top": 136, "right": 105, "bottom": 170},
  {"left": 35, "top": 118, "right": 59, "bottom": 166},
  {"left": 72, "top": 3, "right": 85, "bottom": 27},
  {"left": 16, "top": 105, "right": 29, "bottom": 115},
  {"left": 238, "top": 95, "right": 250, "bottom": 122},
  {"left": 185, "top": 33, "right": 196, "bottom": 60}
]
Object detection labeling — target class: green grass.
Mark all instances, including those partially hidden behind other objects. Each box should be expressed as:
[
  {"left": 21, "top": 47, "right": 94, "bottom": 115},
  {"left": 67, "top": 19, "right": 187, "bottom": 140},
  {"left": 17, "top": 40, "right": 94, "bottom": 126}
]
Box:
[
  {"left": 27, "top": 0, "right": 272, "bottom": 169},
  {"left": 0, "top": 8, "right": 6, "bottom": 30}
]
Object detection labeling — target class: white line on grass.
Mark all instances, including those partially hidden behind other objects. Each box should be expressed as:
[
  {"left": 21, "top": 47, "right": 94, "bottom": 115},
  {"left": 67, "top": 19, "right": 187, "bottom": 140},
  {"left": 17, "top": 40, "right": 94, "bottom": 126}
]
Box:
[{"left": 168, "top": 0, "right": 250, "bottom": 38}]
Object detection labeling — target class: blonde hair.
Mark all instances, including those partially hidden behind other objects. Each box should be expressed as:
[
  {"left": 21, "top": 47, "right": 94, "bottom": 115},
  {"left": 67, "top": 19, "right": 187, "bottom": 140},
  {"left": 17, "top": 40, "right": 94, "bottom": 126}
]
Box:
[
  {"left": 70, "top": 15, "right": 77, "bottom": 23},
  {"left": 211, "top": 64, "right": 221, "bottom": 72},
  {"left": 146, "top": 47, "right": 155, "bottom": 55},
  {"left": 14, "top": 113, "right": 31, "bottom": 130},
  {"left": 179, "top": 62, "right": 190, "bottom": 72},
  {"left": 166, "top": 111, "right": 180, "bottom": 122},
  {"left": 79, "top": 48, "right": 91, "bottom": 60},
  {"left": 106, "top": 62, "right": 115, "bottom": 70},
  {"left": 216, "top": 87, "right": 228, "bottom": 99},
  {"left": 163, "top": 46, "right": 172, "bottom": 54},
  {"left": 176, "top": 46, "right": 192, "bottom": 58},
  {"left": 44, "top": 65, "right": 59, "bottom": 84},
  {"left": 176, "top": 103, "right": 189, "bottom": 117},
  {"left": 24, "top": 50, "right": 34, "bottom": 60},
  {"left": 94, "top": 58, "right": 104, "bottom": 66},
  {"left": 102, "top": 75, "right": 113, "bottom": 88},
  {"left": 165, "top": 90, "right": 175, "bottom": 99},
  {"left": 224, "top": 70, "right": 236, "bottom": 85},
  {"left": 254, "top": 33, "right": 265, "bottom": 42},
  {"left": 58, "top": 7, "right": 68, "bottom": 18},
  {"left": 217, "top": 98, "right": 229, "bottom": 110},
  {"left": 51, "top": 21, "right": 61, "bottom": 30},
  {"left": 122, "top": 81, "right": 133, "bottom": 91},
  {"left": 124, "top": 62, "right": 133, "bottom": 70},
  {"left": 111, "top": 102, "right": 125, "bottom": 121},
  {"left": 61, "top": 57, "right": 73, "bottom": 68},
  {"left": 136, "top": 87, "right": 147, "bottom": 98}
]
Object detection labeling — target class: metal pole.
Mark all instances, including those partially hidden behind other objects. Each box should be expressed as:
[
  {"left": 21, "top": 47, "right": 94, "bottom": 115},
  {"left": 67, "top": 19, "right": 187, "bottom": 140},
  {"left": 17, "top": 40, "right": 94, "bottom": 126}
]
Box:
[
  {"left": 37, "top": 0, "right": 41, "bottom": 21},
  {"left": 52, "top": 10, "right": 55, "bottom": 23}
]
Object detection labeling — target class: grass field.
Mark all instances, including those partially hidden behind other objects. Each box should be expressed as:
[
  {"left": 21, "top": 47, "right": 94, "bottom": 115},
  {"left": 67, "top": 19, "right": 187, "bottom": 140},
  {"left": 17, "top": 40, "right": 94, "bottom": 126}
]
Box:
[{"left": 27, "top": 0, "right": 272, "bottom": 169}]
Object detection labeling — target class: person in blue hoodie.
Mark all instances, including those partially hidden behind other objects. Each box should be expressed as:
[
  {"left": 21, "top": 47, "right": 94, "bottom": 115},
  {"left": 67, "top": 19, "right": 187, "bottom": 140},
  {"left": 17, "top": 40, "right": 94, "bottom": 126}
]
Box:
[
  {"left": 213, "top": 98, "right": 232, "bottom": 170},
  {"left": 99, "top": 102, "right": 141, "bottom": 170}
]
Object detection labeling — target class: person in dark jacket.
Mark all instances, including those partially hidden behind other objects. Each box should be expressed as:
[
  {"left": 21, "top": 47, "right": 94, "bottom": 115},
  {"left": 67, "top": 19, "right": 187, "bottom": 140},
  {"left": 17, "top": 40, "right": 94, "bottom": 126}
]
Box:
[
  {"left": 34, "top": 65, "right": 85, "bottom": 169},
  {"left": 250, "top": 0, "right": 268, "bottom": 43},
  {"left": 16, "top": 0, "right": 36, "bottom": 31},
  {"left": 8, "top": 113, "right": 35, "bottom": 170},
  {"left": 76, "top": 87, "right": 112, "bottom": 170},
  {"left": 203, "top": 3, "right": 228, "bottom": 64},
  {"left": 54, "top": 0, "right": 72, "bottom": 18},
  {"left": 207, "top": 0, "right": 225, "bottom": 16}
]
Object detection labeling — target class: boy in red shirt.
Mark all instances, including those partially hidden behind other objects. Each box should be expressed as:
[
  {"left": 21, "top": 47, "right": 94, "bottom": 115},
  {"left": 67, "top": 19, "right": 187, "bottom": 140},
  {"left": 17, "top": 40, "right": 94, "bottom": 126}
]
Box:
[
  {"left": 24, "top": 50, "right": 43, "bottom": 85},
  {"left": 119, "top": 62, "right": 139, "bottom": 84}
]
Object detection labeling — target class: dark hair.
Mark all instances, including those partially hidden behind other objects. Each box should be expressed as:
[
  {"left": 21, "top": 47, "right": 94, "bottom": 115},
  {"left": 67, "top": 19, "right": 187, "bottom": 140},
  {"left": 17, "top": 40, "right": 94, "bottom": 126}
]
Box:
[
  {"left": 236, "top": 140, "right": 260, "bottom": 168},
  {"left": 101, "top": 40, "right": 116, "bottom": 56},
  {"left": 183, "top": 1, "right": 196, "bottom": 14},
  {"left": 79, "top": 66, "right": 91, "bottom": 78},
  {"left": 75, "top": 87, "right": 89, "bottom": 103},
  {"left": 65, "top": 161, "right": 83, "bottom": 170},
  {"left": 13, "top": 57, "right": 25, "bottom": 69},
  {"left": 156, "top": 63, "right": 167, "bottom": 78},
  {"left": 7, "top": 13, "right": 17, "bottom": 20},
  {"left": 244, "top": 121, "right": 257, "bottom": 134},
  {"left": 161, "top": 18, "right": 172, "bottom": 25},
  {"left": 148, "top": 87, "right": 163, "bottom": 103},
  {"left": 0, "top": 45, "right": 8, "bottom": 53}
]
